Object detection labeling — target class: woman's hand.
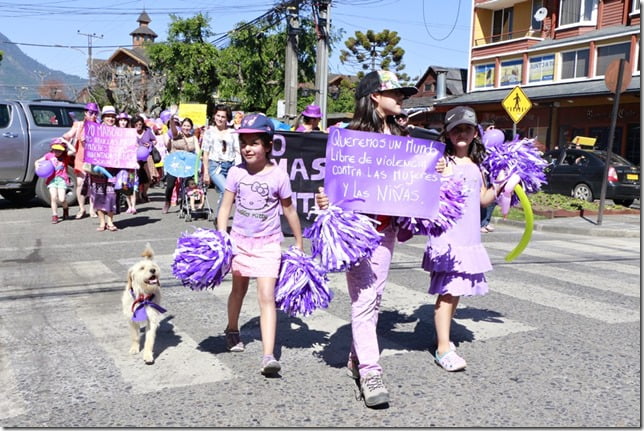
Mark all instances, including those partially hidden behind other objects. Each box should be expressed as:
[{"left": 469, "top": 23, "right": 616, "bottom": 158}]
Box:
[{"left": 315, "top": 186, "right": 329, "bottom": 210}]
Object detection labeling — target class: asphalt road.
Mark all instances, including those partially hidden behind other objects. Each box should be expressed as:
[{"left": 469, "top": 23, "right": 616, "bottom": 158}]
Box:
[{"left": 0, "top": 188, "right": 640, "bottom": 427}]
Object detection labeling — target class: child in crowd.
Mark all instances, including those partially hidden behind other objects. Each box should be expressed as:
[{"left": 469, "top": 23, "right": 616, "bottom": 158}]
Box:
[
  {"left": 35, "top": 138, "right": 72, "bottom": 223},
  {"left": 119, "top": 169, "right": 139, "bottom": 214},
  {"left": 185, "top": 178, "right": 204, "bottom": 211},
  {"left": 216, "top": 113, "right": 303, "bottom": 376},
  {"left": 422, "top": 106, "right": 497, "bottom": 372},
  {"left": 314, "top": 70, "right": 422, "bottom": 407}
]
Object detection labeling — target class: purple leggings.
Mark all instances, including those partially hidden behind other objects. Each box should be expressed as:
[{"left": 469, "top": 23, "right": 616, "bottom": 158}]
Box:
[{"left": 346, "top": 225, "right": 396, "bottom": 378}]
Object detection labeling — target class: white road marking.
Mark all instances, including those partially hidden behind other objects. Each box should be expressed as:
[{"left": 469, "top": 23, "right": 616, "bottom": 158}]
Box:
[
  {"left": 0, "top": 327, "right": 27, "bottom": 420},
  {"left": 77, "top": 308, "right": 235, "bottom": 394}
]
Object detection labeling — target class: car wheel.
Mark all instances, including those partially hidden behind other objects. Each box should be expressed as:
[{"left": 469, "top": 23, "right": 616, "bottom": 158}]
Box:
[
  {"left": 0, "top": 189, "right": 36, "bottom": 205},
  {"left": 35, "top": 169, "right": 78, "bottom": 207},
  {"left": 613, "top": 199, "right": 634, "bottom": 207},
  {"left": 572, "top": 183, "right": 594, "bottom": 202}
]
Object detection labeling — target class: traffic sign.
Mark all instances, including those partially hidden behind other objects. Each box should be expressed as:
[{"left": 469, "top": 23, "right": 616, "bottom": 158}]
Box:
[{"left": 502, "top": 86, "right": 532, "bottom": 124}]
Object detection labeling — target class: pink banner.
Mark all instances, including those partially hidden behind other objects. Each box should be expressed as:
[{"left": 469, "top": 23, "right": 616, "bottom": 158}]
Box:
[
  {"left": 324, "top": 127, "right": 445, "bottom": 219},
  {"left": 83, "top": 122, "right": 138, "bottom": 169}
]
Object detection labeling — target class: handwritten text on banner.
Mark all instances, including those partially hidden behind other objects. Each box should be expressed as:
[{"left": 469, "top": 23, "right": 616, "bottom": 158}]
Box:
[
  {"left": 324, "top": 127, "right": 445, "bottom": 219},
  {"left": 83, "top": 122, "right": 138, "bottom": 169}
]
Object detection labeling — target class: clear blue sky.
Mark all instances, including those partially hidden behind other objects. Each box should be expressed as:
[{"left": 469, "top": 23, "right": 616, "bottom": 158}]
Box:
[{"left": 0, "top": 0, "right": 471, "bottom": 81}]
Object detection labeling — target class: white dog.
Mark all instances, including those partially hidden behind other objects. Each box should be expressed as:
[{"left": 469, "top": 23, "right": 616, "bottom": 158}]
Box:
[{"left": 122, "top": 244, "right": 165, "bottom": 364}]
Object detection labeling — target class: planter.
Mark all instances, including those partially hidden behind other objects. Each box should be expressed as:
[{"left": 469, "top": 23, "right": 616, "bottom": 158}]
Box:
[{"left": 532, "top": 207, "right": 640, "bottom": 218}]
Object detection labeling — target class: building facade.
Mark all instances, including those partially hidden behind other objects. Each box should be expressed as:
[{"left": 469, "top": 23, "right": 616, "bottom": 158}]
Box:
[{"left": 437, "top": 0, "right": 640, "bottom": 163}]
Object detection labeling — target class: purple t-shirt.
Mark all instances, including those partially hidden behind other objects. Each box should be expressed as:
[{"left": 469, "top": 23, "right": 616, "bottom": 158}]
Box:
[{"left": 225, "top": 162, "right": 292, "bottom": 237}]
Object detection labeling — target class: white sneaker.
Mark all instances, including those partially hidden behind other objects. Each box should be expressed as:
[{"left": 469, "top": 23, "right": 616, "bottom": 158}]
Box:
[{"left": 360, "top": 371, "right": 390, "bottom": 407}]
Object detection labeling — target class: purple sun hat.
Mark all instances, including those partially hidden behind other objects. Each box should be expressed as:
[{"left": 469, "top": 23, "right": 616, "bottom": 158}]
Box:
[
  {"left": 234, "top": 113, "right": 274, "bottom": 137},
  {"left": 84, "top": 102, "right": 99, "bottom": 113},
  {"left": 301, "top": 104, "right": 322, "bottom": 118}
]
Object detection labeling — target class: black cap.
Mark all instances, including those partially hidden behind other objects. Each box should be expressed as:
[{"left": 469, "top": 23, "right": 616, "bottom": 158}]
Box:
[{"left": 444, "top": 106, "right": 478, "bottom": 132}]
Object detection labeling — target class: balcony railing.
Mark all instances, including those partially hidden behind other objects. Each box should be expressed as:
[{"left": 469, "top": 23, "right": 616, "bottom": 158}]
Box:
[{"left": 474, "top": 27, "right": 543, "bottom": 46}]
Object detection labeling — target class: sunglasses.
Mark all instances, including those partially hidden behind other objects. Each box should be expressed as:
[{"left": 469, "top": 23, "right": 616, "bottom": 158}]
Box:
[{"left": 86, "top": 110, "right": 98, "bottom": 115}]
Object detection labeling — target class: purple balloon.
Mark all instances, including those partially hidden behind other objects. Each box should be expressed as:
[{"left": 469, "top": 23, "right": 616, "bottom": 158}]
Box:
[
  {"left": 35, "top": 160, "right": 55, "bottom": 178},
  {"left": 136, "top": 145, "right": 151, "bottom": 161},
  {"left": 482, "top": 129, "right": 506, "bottom": 147},
  {"left": 160, "top": 110, "right": 171, "bottom": 124}
]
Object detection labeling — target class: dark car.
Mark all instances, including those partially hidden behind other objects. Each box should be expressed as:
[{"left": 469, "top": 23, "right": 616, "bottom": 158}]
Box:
[{"left": 542, "top": 148, "right": 640, "bottom": 207}]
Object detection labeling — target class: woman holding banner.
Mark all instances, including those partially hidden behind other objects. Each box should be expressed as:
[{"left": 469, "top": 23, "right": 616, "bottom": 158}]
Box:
[
  {"left": 315, "top": 70, "right": 420, "bottom": 408},
  {"left": 63, "top": 102, "right": 100, "bottom": 219},
  {"left": 163, "top": 117, "right": 201, "bottom": 213}
]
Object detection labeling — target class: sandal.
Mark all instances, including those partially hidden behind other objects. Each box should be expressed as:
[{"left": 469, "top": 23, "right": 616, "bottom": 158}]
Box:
[
  {"left": 435, "top": 348, "right": 467, "bottom": 372},
  {"left": 224, "top": 328, "right": 244, "bottom": 352},
  {"left": 106, "top": 224, "right": 118, "bottom": 232},
  {"left": 96, "top": 225, "right": 106, "bottom": 231},
  {"left": 75, "top": 210, "right": 86, "bottom": 219}
]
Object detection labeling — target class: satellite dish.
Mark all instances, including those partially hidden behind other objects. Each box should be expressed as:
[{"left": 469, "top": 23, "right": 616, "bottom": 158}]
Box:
[{"left": 534, "top": 7, "right": 548, "bottom": 22}]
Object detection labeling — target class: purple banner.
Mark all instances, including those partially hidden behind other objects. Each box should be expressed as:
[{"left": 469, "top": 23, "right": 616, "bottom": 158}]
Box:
[
  {"left": 83, "top": 122, "right": 138, "bottom": 169},
  {"left": 324, "top": 127, "right": 445, "bottom": 219}
]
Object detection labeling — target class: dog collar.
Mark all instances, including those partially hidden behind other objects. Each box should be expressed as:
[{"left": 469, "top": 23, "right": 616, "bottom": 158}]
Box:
[{"left": 130, "top": 290, "right": 166, "bottom": 322}]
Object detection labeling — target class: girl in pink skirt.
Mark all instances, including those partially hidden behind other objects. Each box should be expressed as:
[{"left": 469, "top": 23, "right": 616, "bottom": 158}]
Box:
[{"left": 216, "top": 113, "right": 303, "bottom": 376}]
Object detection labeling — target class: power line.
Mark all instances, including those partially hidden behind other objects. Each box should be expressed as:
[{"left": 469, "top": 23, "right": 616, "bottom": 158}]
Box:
[{"left": 422, "top": 0, "right": 462, "bottom": 42}]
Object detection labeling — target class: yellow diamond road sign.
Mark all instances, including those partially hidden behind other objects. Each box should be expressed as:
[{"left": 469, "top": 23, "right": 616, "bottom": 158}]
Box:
[{"left": 502, "top": 86, "right": 532, "bottom": 124}]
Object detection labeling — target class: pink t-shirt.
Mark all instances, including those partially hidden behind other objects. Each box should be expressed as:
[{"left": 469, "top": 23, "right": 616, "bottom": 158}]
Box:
[
  {"left": 44, "top": 152, "right": 70, "bottom": 184},
  {"left": 225, "top": 162, "right": 292, "bottom": 237}
]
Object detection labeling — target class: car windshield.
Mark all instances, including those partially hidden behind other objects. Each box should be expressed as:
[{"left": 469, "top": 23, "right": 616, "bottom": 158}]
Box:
[{"left": 593, "top": 151, "right": 633, "bottom": 166}]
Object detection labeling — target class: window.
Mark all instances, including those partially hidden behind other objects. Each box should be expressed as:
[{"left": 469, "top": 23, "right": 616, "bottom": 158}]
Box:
[
  {"left": 500, "top": 59, "right": 522, "bottom": 86},
  {"left": 529, "top": 55, "right": 555, "bottom": 82},
  {"left": 474, "top": 64, "right": 495, "bottom": 88},
  {"left": 30, "top": 108, "right": 59, "bottom": 127},
  {"left": 559, "top": 0, "right": 597, "bottom": 26},
  {"left": 424, "top": 83, "right": 435, "bottom": 92},
  {"left": 531, "top": 0, "right": 544, "bottom": 30},
  {"left": 0, "top": 104, "right": 10, "bottom": 128},
  {"left": 561, "top": 49, "right": 589, "bottom": 79},
  {"left": 595, "top": 42, "right": 631, "bottom": 76},
  {"left": 632, "top": 1, "right": 640, "bottom": 14},
  {"left": 492, "top": 7, "right": 513, "bottom": 42}
]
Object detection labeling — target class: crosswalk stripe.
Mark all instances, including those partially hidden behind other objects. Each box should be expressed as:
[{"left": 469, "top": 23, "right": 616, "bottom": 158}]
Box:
[
  {"left": 77, "top": 304, "right": 235, "bottom": 394},
  {"left": 0, "top": 327, "right": 27, "bottom": 420},
  {"left": 503, "top": 264, "right": 640, "bottom": 298},
  {"left": 488, "top": 278, "right": 639, "bottom": 324},
  {"left": 540, "top": 239, "right": 640, "bottom": 255},
  {"left": 0, "top": 261, "right": 119, "bottom": 301}
]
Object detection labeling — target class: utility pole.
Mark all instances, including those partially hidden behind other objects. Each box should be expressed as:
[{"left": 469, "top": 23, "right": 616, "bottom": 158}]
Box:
[
  {"left": 314, "top": 0, "right": 331, "bottom": 129},
  {"left": 283, "top": 3, "right": 300, "bottom": 123},
  {"left": 78, "top": 30, "right": 103, "bottom": 88}
]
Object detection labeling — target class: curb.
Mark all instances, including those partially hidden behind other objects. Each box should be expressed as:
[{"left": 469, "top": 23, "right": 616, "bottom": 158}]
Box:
[{"left": 493, "top": 217, "right": 640, "bottom": 238}]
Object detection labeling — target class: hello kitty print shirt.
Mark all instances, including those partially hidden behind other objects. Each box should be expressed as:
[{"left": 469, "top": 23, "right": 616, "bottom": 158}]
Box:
[{"left": 224, "top": 161, "right": 293, "bottom": 238}]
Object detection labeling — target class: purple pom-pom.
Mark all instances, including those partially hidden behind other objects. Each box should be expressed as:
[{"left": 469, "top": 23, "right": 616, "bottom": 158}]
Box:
[
  {"left": 275, "top": 247, "right": 332, "bottom": 317},
  {"left": 395, "top": 174, "right": 469, "bottom": 240},
  {"left": 482, "top": 136, "right": 548, "bottom": 208},
  {"left": 304, "top": 205, "right": 383, "bottom": 272},
  {"left": 171, "top": 228, "right": 232, "bottom": 290}
]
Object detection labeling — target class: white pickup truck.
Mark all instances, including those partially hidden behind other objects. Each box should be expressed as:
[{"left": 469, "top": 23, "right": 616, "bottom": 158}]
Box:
[{"left": 0, "top": 99, "right": 85, "bottom": 205}]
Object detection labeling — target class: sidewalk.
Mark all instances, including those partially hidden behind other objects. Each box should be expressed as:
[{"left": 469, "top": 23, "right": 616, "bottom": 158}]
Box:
[{"left": 494, "top": 213, "right": 640, "bottom": 238}]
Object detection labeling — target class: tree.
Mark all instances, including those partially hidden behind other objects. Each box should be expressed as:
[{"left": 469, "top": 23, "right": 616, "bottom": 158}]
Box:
[
  {"left": 38, "top": 79, "right": 68, "bottom": 100},
  {"left": 339, "top": 29, "right": 409, "bottom": 80},
  {"left": 147, "top": 13, "right": 219, "bottom": 107},
  {"left": 92, "top": 62, "right": 165, "bottom": 114},
  {"left": 214, "top": 13, "right": 319, "bottom": 115}
]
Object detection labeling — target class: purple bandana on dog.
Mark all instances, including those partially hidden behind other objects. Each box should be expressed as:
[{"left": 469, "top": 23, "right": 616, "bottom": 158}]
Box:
[{"left": 130, "top": 291, "right": 167, "bottom": 322}]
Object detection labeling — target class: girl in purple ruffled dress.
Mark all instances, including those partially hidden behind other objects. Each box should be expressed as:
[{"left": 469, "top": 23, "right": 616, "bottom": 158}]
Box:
[{"left": 422, "top": 106, "right": 498, "bottom": 372}]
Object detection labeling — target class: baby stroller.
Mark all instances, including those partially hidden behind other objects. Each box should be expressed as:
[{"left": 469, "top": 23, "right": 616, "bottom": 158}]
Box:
[{"left": 164, "top": 151, "right": 215, "bottom": 222}]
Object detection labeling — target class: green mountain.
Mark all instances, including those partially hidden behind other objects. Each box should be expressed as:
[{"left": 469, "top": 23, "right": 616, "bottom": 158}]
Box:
[{"left": 0, "top": 32, "right": 87, "bottom": 100}]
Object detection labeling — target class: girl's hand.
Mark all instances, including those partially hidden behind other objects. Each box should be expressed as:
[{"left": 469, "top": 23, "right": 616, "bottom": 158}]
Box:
[
  {"left": 315, "top": 186, "right": 329, "bottom": 210},
  {"left": 435, "top": 157, "right": 446, "bottom": 173}
]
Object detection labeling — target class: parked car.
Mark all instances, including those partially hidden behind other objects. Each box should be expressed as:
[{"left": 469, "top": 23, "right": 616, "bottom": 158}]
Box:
[
  {"left": 0, "top": 99, "right": 85, "bottom": 205},
  {"left": 542, "top": 148, "right": 640, "bottom": 207}
]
